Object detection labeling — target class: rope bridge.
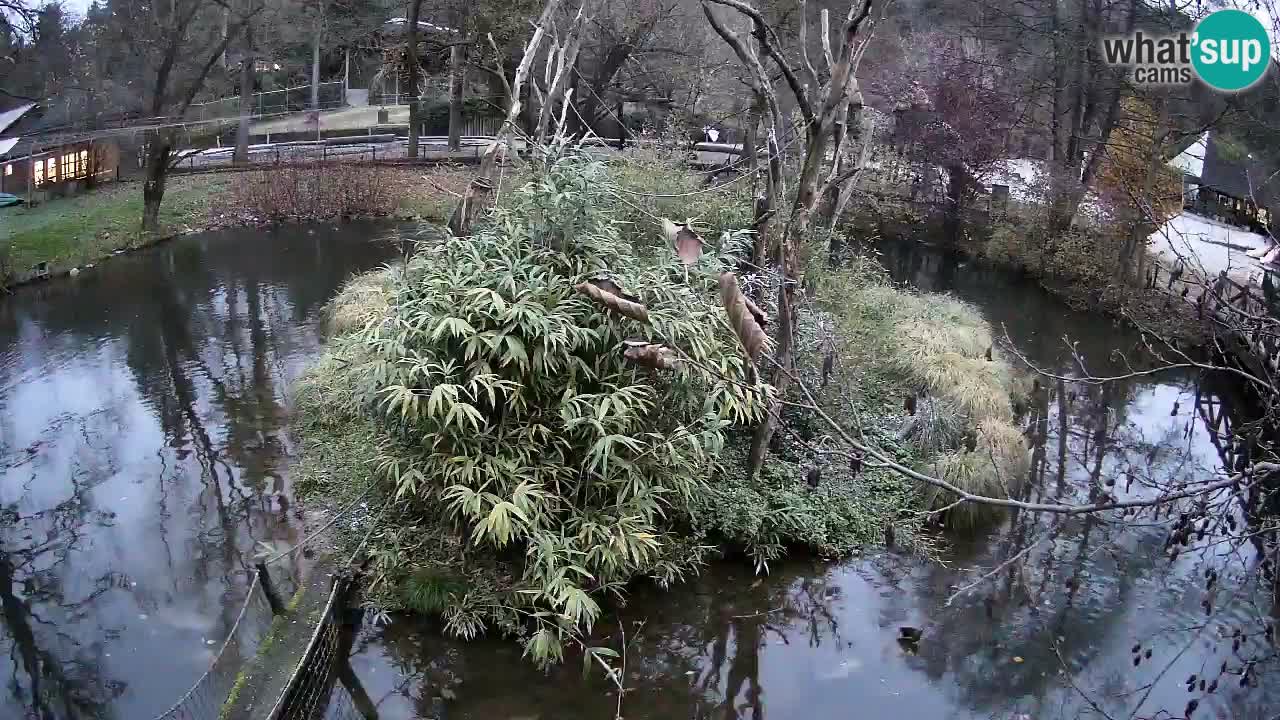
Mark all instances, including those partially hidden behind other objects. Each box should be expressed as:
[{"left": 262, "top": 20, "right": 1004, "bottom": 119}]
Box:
[
  {"left": 152, "top": 573, "right": 277, "bottom": 720},
  {"left": 152, "top": 490, "right": 383, "bottom": 720}
]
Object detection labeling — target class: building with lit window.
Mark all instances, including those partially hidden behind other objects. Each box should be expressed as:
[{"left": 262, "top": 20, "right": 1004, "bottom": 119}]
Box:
[
  {"left": 0, "top": 102, "right": 122, "bottom": 200},
  {"left": 1169, "top": 132, "right": 1278, "bottom": 235}
]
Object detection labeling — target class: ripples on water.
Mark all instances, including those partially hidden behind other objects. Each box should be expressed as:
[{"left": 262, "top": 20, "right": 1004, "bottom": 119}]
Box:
[
  {"left": 1, "top": 228, "right": 1274, "bottom": 720},
  {"left": 0, "top": 223, "right": 404, "bottom": 719}
]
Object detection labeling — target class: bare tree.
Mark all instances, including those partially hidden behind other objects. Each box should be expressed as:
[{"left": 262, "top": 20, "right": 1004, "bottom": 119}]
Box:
[
  {"left": 0, "top": 0, "right": 35, "bottom": 73},
  {"left": 233, "top": 0, "right": 259, "bottom": 165},
  {"left": 531, "top": 2, "right": 591, "bottom": 145},
  {"left": 406, "top": 0, "right": 426, "bottom": 157},
  {"left": 447, "top": 0, "right": 565, "bottom": 236},
  {"left": 703, "top": 0, "right": 877, "bottom": 477},
  {"left": 128, "top": 0, "right": 259, "bottom": 230}
]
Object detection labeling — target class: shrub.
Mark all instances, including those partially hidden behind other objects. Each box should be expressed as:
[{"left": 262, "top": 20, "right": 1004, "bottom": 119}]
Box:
[
  {"left": 606, "top": 144, "right": 753, "bottom": 251},
  {"left": 227, "top": 164, "right": 398, "bottom": 222},
  {"left": 296, "top": 149, "right": 1032, "bottom": 665},
  {"left": 922, "top": 418, "right": 1029, "bottom": 529},
  {"left": 324, "top": 268, "right": 394, "bottom": 336},
  {"left": 418, "top": 97, "right": 502, "bottom": 135},
  {"left": 340, "top": 154, "right": 763, "bottom": 661},
  {"left": 816, "top": 258, "right": 1030, "bottom": 530}
]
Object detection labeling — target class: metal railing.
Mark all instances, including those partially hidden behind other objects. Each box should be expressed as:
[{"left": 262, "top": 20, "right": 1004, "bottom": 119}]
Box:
[{"left": 186, "top": 82, "right": 348, "bottom": 123}]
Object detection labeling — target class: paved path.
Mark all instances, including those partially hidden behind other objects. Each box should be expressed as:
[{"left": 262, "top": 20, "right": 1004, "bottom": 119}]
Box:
[{"left": 172, "top": 136, "right": 514, "bottom": 171}]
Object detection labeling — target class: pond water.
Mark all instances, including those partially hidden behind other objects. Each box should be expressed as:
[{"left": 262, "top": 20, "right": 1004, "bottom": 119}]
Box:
[
  {"left": 345, "top": 240, "right": 1279, "bottom": 720},
  {"left": 0, "top": 222, "right": 405, "bottom": 719},
  {"left": 0, "top": 226, "right": 1275, "bottom": 720}
]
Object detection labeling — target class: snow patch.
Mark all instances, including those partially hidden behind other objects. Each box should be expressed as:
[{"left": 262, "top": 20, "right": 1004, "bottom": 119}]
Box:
[
  {"left": 1148, "top": 211, "right": 1272, "bottom": 279},
  {"left": 1167, "top": 132, "right": 1207, "bottom": 179},
  {"left": 984, "top": 159, "right": 1046, "bottom": 203}
]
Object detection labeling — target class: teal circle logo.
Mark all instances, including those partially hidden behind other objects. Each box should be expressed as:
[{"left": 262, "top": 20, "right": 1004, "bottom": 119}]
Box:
[{"left": 1192, "top": 9, "right": 1272, "bottom": 92}]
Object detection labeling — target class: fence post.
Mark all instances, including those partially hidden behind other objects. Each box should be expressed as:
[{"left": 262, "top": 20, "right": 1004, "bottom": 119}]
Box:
[{"left": 256, "top": 562, "right": 286, "bottom": 616}]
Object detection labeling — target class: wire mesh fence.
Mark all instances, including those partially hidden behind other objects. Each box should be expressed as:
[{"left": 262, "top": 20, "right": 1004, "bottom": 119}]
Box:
[
  {"left": 152, "top": 573, "right": 277, "bottom": 720},
  {"left": 269, "top": 576, "right": 376, "bottom": 720},
  {"left": 322, "top": 680, "right": 364, "bottom": 720}
]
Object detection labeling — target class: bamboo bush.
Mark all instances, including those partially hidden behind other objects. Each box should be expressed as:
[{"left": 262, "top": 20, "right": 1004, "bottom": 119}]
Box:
[
  {"left": 294, "top": 151, "right": 1032, "bottom": 663},
  {"left": 329, "top": 154, "right": 764, "bottom": 662}
]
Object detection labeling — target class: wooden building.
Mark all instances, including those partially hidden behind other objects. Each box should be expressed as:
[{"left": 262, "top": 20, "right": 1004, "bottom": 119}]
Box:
[
  {"left": 1171, "top": 132, "right": 1277, "bottom": 234},
  {"left": 0, "top": 139, "right": 121, "bottom": 198},
  {"left": 0, "top": 102, "right": 122, "bottom": 201}
]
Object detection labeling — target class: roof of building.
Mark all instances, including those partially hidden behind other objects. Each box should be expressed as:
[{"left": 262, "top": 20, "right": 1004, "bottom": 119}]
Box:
[
  {"left": 0, "top": 103, "right": 37, "bottom": 137},
  {"left": 1199, "top": 133, "right": 1278, "bottom": 207},
  {"left": 1167, "top": 132, "right": 1207, "bottom": 179}
]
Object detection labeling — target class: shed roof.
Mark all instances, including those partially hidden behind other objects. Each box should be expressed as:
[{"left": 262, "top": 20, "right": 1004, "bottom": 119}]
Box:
[
  {"left": 1200, "top": 133, "right": 1278, "bottom": 207},
  {"left": 0, "top": 103, "right": 37, "bottom": 136}
]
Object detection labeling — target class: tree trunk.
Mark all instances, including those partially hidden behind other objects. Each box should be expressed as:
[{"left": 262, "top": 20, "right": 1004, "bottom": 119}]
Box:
[
  {"left": 747, "top": 277, "right": 794, "bottom": 475},
  {"left": 534, "top": 5, "right": 587, "bottom": 145},
  {"left": 448, "top": 0, "right": 562, "bottom": 232},
  {"left": 743, "top": 95, "right": 760, "bottom": 199},
  {"left": 233, "top": 22, "right": 254, "bottom": 165},
  {"left": 142, "top": 130, "right": 174, "bottom": 232},
  {"left": 817, "top": 169, "right": 842, "bottom": 228},
  {"left": 748, "top": 129, "right": 827, "bottom": 476},
  {"left": 310, "top": 7, "right": 322, "bottom": 112},
  {"left": 448, "top": 42, "right": 464, "bottom": 151},
  {"left": 406, "top": 0, "right": 423, "bottom": 158},
  {"left": 818, "top": 112, "right": 872, "bottom": 233},
  {"left": 1120, "top": 98, "right": 1169, "bottom": 280}
]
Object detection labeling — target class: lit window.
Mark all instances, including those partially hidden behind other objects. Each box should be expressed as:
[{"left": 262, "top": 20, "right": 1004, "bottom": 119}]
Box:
[
  {"left": 78, "top": 150, "right": 88, "bottom": 177},
  {"left": 33, "top": 160, "right": 44, "bottom": 186},
  {"left": 3, "top": 164, "right": 11, "bottom": 176},
  {"left": 61, "top": 153, "right": 73, "bottom": 179},
  {"left": 46, "top": 157, "right": 56, "bottom": 183}
]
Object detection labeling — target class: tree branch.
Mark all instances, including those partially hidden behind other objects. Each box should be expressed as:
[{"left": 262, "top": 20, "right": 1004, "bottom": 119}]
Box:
[
  {"left": 798, "top": 0, "right": 820, "bottom": 93},
  {"left": 703, "top": 0, "right": 815, "bottom": 127}
]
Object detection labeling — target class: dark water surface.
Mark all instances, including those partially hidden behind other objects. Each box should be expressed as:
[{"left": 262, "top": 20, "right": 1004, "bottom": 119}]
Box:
[
  {"left": 346, "top": 241, "right": 1279, "bottom": 719},
  {"left": 2, "top": 226, "right": 1276, "bottom": 720},
  {"left": 0, "top": 223, "right": 404, "bottom": 719}
]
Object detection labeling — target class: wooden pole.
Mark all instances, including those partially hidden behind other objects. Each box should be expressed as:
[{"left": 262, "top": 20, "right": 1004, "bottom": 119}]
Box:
[{"left": 256, "top": 562, "right": 286, "bottom": 615}]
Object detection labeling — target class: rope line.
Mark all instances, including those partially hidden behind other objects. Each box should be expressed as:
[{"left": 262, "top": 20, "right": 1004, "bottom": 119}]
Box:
[
  {"left": 264, "top": 496, "right": 391, "bottom": 720},
  {"left": 151, "top": 573, "right": 265, "bottom": 720},
  {"left": 146, "top": 476, "right": 385, "bottom": 720},
  {"left": 262, "top": 480, "right": 379, "bottom": 565}
]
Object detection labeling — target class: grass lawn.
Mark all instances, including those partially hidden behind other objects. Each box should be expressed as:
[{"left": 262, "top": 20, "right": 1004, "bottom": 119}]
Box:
[
  {"left": 1, "top": 166, "right": 467, "bottom": 281},
  {"left": 1, "top": 174, "right": 232, "bottom": 273}
]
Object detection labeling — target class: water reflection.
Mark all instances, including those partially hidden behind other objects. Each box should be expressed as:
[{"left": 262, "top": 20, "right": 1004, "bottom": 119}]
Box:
[
  {"left": 350, "top": 240, "right": 1277, "bottom": 720},
  {"left": 0, "top": 223, "right": 403, "bottom": 719}
]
